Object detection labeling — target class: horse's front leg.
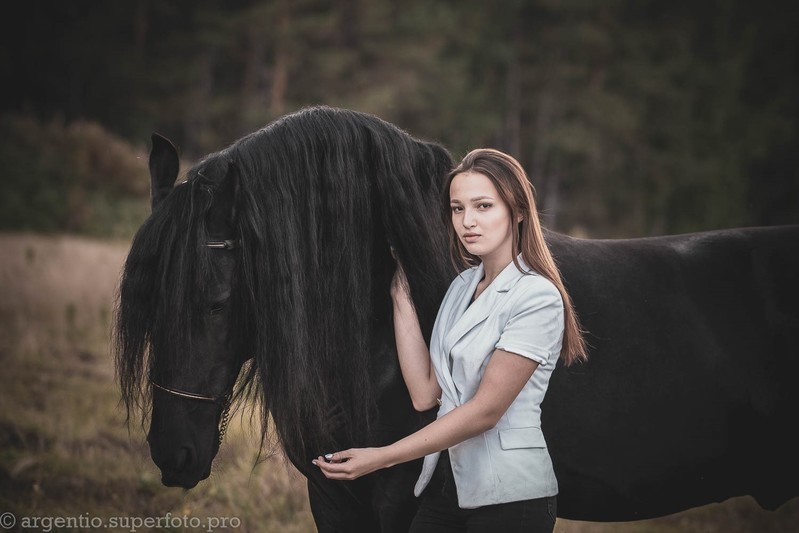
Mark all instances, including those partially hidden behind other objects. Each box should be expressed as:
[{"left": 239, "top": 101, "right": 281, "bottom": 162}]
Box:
[
  {"left": 369, "top": 458, "right": 424, "bottom": 533},
  {"left": 304, "top": 466, "right": 379, "bottom": 533},
  {"left": 366, "top": 396, "right": 436, "bottom": 533}
]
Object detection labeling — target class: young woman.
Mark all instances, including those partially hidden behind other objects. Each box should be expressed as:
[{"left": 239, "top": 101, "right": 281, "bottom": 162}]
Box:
[{"left": 314, "top": 148, "right": 587, "bottom": 532}]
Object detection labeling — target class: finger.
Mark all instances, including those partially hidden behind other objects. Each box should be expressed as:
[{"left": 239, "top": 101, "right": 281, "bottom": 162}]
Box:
[
  {"left": 315, "top": 459, "right": 353, "bottom": 476},
  {"left": 325, "top": 450, "right": 352, "bottom": 463},
  {"left": 316, "top": 456, "right": 340, "bottom": 470},
  {"left": 320, "top": 469, "right": 354, "bottom": 480}
]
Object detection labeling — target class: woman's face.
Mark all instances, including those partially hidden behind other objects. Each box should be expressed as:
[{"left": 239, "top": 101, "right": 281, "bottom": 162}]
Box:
[{"left": 449, "top": 171, "right": 514, "bottom": 262}]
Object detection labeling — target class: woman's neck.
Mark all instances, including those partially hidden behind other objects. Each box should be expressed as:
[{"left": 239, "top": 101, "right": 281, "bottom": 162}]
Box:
[{"left": 479, "top": 249, "right": 514, "bottom": 285}]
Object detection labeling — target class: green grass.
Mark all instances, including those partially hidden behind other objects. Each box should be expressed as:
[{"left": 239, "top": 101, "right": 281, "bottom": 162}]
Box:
[{"left": 0, "top": 232, "right": 796, "bottom": 532}]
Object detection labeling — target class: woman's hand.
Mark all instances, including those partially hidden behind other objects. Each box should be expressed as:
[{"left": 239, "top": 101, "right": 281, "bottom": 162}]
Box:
[{"left": 312, "top": 448, "right": 388, "bottom": 480}]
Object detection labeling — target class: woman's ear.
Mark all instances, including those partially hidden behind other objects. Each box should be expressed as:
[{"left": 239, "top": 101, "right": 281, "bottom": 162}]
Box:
[{"left": 517, "top": 213, "right": 524, "bottom": 223}]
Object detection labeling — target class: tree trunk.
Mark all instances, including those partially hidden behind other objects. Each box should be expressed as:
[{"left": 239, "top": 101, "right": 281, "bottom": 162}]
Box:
[
  {"left": 133, "top": 0, "right": 148, "bottom": 61},
  {"left": 336, "top": 0, "right": 360, "bottom": 50},
  {"left": 241, "top": 12, "right": 266, "bottom": 124},
  {"left": 270, "top": 0, "right": 290, "bottom": 117}
]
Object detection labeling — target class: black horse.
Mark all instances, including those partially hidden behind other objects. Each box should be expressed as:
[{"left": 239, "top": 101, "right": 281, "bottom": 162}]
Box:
[{"left": 114, "top": 105, "right": 799, "bottom": 531}]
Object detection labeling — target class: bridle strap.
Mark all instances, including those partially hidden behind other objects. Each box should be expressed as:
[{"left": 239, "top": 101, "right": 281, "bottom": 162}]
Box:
[
  {"left": 151, "top": 380, "right": 234, "bottom": 446},
  {"left": 151, "top": 381, "right": 224, "bottom": 403},
  {"left": 206, "top": 239, "right": 240, "bottom": 250}
]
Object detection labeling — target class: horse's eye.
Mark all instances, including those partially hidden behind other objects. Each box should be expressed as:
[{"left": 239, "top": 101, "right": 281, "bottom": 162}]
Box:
[{"left": 210, "top": 304, "right": 224, "bottom": 315}]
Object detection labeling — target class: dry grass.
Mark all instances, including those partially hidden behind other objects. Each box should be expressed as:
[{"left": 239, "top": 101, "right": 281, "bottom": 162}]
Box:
[
  {"left": 0, "top": 232, "right": 796, "bottom": 532},
  {"left": 0, "top": 232, "right": 314, "bottom": 532}
]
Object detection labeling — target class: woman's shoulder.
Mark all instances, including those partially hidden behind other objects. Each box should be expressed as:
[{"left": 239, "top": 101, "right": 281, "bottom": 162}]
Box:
[{"left": 512, "top": 270, "right": 563, "bottom": 306}]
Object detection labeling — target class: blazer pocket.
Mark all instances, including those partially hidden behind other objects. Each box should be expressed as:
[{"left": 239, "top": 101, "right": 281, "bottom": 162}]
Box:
[{"left": 499, "top": 426, "right": 547, "bottom": 450}]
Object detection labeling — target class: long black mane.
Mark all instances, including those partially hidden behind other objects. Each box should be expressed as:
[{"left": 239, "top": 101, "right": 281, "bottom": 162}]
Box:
[{"left": 115, "top": 106, "right": 455, "bottom": 463}]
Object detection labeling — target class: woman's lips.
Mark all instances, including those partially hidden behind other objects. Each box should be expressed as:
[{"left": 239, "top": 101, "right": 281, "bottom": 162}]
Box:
[{"left": 462, "top": 233, "right": 480, "bottom": 243}]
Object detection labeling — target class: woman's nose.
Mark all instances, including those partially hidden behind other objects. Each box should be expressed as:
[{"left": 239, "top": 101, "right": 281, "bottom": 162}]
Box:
[{"left": 462, "top": 209, "right": 475, "bottom": 228}]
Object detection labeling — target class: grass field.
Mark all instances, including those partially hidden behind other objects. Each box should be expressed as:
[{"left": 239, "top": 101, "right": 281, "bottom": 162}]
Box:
[{"left": 0, "top": 232, "right": 796, "bottom": 532}]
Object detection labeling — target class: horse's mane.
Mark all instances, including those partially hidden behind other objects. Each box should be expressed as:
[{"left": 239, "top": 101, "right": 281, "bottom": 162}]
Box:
[{"left": 115, "top": 106, "right": 455, "bottom": 464}]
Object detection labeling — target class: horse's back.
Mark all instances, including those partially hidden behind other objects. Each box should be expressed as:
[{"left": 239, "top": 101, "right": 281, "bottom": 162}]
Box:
[{"left": 543, "top": 225, "right": 799, "bottom": 520}]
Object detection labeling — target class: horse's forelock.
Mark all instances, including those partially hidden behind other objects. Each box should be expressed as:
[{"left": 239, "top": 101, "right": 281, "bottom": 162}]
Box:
[{"left": 114, "top": 163, "right": 219, "bottom": 424}]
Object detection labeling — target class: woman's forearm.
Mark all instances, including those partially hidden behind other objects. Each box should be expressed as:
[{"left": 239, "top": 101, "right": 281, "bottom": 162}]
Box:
[
  {"left": 393, "top": 291, "right": 441, "bottom": 411},
  {"left": 314, "top": 349, "right": 539, "bottom": 480},
  {"left": 314, "top": 394, "right": 496, "bottom": 480},
  {"left": 383, "top": 348, "right": 540, "bottom": 469},
  {"left": 382, "top": 397, "right": 495, "bottom": 467}
]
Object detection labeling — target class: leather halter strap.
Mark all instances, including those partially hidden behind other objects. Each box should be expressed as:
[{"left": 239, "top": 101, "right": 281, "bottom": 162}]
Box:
[
  {"left": 206, "top": 239, "right": 240, "bottom": 250},
  {"left": 150, "top": 381, "right": 225, "bottom": 403}
]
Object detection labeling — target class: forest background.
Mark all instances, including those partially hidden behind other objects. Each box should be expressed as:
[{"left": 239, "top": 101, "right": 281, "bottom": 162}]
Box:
[
  {"left": 1, "top": 1, "right": 798, "bottom": 532},
  {"left": 2, "top": 0, "right": 797, "bottom": 239}
]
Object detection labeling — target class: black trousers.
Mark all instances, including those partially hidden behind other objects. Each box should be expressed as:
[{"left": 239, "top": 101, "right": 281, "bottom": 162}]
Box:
[{"left": 409, "top": 451, "right": 557, "bottom": 533}]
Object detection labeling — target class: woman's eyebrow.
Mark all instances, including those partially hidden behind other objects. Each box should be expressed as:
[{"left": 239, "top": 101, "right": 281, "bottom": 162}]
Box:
[{"left": 450, "top": 195, "right": 494, "bottom": 204}]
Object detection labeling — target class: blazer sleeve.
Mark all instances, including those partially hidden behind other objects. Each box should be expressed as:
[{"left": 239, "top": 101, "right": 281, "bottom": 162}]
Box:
[{"left": 494, "top": 276, "right": 565, "bottom": 366}]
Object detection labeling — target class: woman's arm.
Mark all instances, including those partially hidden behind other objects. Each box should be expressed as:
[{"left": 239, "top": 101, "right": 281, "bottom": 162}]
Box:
[
  {"left": 391, "top": 263, "right": 441, "bottom": 412},
  {"left": 313, "top": 348, "right": 539, "bottom": 480}
]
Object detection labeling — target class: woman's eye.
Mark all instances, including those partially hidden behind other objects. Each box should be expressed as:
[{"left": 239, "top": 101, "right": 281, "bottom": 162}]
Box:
[
  {"left": 478, "top": 203, "right": 492, "bottom": 209},
  {"left": 451, "top": 206, "right": 463, "bottom": 213}
]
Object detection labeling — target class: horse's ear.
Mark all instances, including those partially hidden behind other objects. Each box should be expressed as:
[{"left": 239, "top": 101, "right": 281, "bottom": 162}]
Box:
[{"left": 149, "top": 133, "right": 180, "bottom": 210}]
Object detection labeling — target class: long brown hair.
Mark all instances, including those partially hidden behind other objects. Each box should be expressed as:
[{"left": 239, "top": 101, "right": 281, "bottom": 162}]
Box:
[{"left": 443, "top": 148, "right": 587, "bottom": 366}]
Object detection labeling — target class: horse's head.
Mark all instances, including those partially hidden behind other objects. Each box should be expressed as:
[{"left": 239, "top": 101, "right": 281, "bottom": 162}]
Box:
[{"left": 115, "top": 134, "right": 246, "bottom": 488}]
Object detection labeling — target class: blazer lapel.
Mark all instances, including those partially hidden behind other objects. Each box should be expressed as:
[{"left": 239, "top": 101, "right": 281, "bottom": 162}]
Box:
[
  {"left": 442, "top": 258, "right": 528, "bottom": 356},
  {"left": 433, "top": 265, "right": 483, "bottom": 405}
]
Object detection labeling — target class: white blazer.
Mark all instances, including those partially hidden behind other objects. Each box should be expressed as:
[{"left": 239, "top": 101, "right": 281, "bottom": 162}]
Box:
[{"left": 413, "top": 256, "right": 564, "bottom": 508}]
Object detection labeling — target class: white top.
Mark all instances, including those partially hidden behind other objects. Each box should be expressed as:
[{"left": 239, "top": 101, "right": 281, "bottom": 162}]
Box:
[{"left": 413, "top": 255, "right": 564, "bottom": 508}]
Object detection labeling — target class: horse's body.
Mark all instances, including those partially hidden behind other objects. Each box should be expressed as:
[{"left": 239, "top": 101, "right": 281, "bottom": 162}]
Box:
[
  {"left": 115, "top": 105, "right": 799, "bottom": 531},
  {"left": 544, "top": 227, "right": 799, "bottom": 520}
]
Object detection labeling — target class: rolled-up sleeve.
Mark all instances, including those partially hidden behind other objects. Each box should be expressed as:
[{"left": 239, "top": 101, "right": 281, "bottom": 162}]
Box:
[{"left": 495, "top": 278, "right": 565, "bottom": 366}]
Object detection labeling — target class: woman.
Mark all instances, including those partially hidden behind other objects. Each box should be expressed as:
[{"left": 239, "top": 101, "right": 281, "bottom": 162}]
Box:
[{"left": 314, "top": 148, "right": 587, "bottom": 532}]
